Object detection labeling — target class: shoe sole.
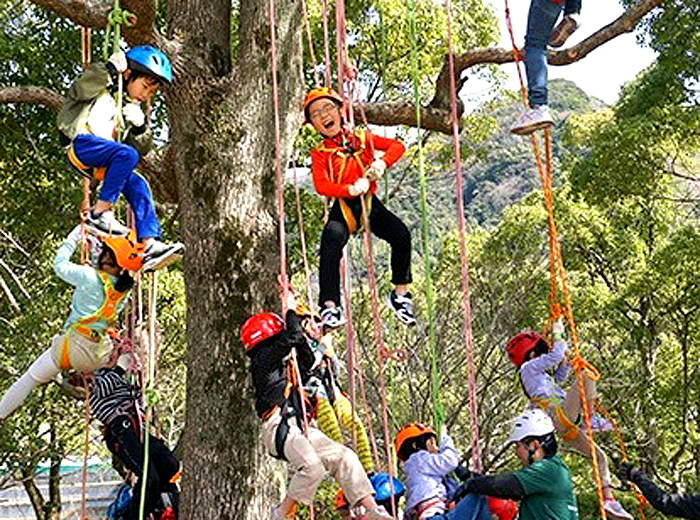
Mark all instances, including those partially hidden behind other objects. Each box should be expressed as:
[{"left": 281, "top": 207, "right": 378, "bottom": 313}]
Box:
[
  {"left": 142, "top": 247, "right": 185, "bottom": 272},
  {"left": 511, "top": 120, "right": 554, "bottom": 135},
  {"left": 84, "top": 223, "right": 129, "bottom": 238}
]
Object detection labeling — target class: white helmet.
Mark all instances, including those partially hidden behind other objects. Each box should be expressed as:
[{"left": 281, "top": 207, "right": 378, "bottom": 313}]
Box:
[{"left": 509, "top": 409, "right": 555, "bottom": 443}]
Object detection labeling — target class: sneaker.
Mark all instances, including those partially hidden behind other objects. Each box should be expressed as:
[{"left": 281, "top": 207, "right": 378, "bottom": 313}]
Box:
[
  {"left": 604, "top": 499, "right": 633, "bottom": 520},
  {"left": 85, "top": 210, "right": 129, "bottom": 237},
  {"left": 549, "top": 13, "right": 581, "bottom": 48},
  {"left": 590, "top": 414, "right": 613, "bottom": 433},
  {"left": 366, "top": 506, "right": 394, "bottom": 520},
  {"left": 271, "top": 505, "right": 295, "bottom": 519},
  {"left": 386, "top": 291, "right": 416, "bottom": 326},
  {"left": 511, "top": 105, "right": 554, "bottom": 135},
  {"left": 142, "top": 240, "right": 185, "bottom": 272},
  {"left": 321, "top": 306, "right": 346, "bottom": 330}
]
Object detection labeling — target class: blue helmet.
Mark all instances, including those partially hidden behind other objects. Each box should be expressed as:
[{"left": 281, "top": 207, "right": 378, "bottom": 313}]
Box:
[
  {"left": 370, "top": 472, "right": 405, "bottom": 502},
  {"left": 125, "top": 45, "right": 172, "bottom": 84}
]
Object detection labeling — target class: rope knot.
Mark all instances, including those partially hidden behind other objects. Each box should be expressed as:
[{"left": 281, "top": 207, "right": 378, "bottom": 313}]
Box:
[{"left": 570, "top": 354, "right": 600, "bottom": 382}]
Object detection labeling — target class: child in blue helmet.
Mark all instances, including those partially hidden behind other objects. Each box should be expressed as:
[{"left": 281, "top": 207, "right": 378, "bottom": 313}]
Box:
[{"left": 58, "top": 45, "right": 184, "bottom": 272}]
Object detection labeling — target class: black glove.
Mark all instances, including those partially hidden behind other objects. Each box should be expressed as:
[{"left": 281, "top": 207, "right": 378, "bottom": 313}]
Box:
[
  {"left": 618, "top": 462, "right": 642, "bottom": 483},
  {"left": 454, "top": 464, "right": 472, "bottom": 483}
]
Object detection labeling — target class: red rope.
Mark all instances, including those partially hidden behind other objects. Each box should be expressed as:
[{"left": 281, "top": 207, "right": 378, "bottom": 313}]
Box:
[
  {"left": 444, "top": 0, "right": 481, "bottom": 473},
  {"left": 268, "top": 0, "right": 290, "bottom": 309}
]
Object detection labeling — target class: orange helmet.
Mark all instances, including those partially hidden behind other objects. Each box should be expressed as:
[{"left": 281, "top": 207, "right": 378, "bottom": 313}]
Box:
[
  {"left": 487, "top": 497, "right": 518, "bottom": 520},
  {"left": 334, "top": 488, "right": 349, "bottom": 510},
  {"left": 302, "top": 87, "right": 343, "bottom": 122},
  {"left": 240, "top": 312, "right": 285, "bottom": 353},
  {"left": 505, "top": 331, "right": 547, "bottom": 367},
  {"left": 395, "top": 423, "right": 436, "bottom": 461},
  {"left": 103, "top": 230, "right": 144, "bottom": 271}
]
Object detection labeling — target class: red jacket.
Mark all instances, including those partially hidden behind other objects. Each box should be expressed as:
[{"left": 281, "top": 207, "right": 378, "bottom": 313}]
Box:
[{"left": 311, "top": 129, "right": 406, "bottom": 199}]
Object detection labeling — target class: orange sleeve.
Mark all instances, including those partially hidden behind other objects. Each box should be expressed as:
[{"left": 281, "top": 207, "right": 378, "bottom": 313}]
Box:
[
  {"left": 369, "top": 134, "right": 406, "bottom": 168},
  {"left": 311, "top": 148, "right": 352, "bottom": 199}
]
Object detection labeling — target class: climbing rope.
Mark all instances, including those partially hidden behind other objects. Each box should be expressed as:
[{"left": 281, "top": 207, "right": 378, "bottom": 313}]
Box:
[
  {"left": 502, "top": 2, "right": 647, "bottom": 517},
  {"left": 443, "top": 0, "right": 481, "bottom": 472},
  {"left": 407, "top": 0, "right": 443, "bottom": 433}
]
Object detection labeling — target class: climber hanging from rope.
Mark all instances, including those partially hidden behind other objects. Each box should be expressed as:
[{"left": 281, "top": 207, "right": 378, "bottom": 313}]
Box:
[
  {"left": 302, "top": 87, "right": 414, "bottom": 330},
  {"left": 57, "top": 45, "right": 184, "bottom": 272},
  {"left": 505, "top": 318, "right": 633, "bottom": 520},
  {"left": 510, "top": 0, "right": 582, "bottom": 135},
  {"left": 240, "top": 290, "right": 394, "bottom": 520},
  {"left": 0, "top": 225, "right": 140, "bottom": 424}
]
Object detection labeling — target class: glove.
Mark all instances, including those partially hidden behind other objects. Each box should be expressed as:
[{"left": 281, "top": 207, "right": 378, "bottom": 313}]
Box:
[
  {"left": 552, "top": 318, "right": 565, "bottom": 339},
  {"left": 122, "top": 103, "right": 145, "bottom": 128},
  {"left": 108, "top": 51, "right": 128, "bottom": 74},
  {"left": 348, "top": 177, "right": 370, "bottom": 197},
  {"left": 617, "top": 462, "right": 642, "bottom": 483},
  {"left": 454, "top": 464, "right": 472, "bottom": 483},
  {"left": 365, "top": 159, "right": 386, "bottom": 181}
]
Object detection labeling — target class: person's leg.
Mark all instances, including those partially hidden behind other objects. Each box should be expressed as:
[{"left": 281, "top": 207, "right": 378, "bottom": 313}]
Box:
[
  {"left": 121, "top": 173, "right": 162, "bottom": 241},
  {"left": 561, "top": 373, "right": 596, "bottom": 422},
  {"left": 316, "top": 396, "right": 344, "bottom": 443},
  {"left": 431, "top": 493, "right": 491, "bottom": 520},
  {"left": 524, "top": 0, "right": 564, "bottom": 106},
  {"left": 0, "top": 348, "right": 58, "bottom": 419},
  {"left": 282, "top": 423, "right": 327, "bottom": 505},
  {"left": 334, "top": 393, "right": 374, "bottom": 473},
  {"left": 368, "top": 197, "right": 412, "bottom": 290},
  {"left": 319, "top": 202, "right": 350, "bottom": 309},
  {"left": 565, "top": 429, "right": 611, "bottom": 489}
]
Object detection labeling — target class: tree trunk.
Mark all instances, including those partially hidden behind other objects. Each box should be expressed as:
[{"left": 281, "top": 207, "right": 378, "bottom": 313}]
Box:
[
  {"left": 47, "top": 419, "right": 62, "bottom": 520},
  {"left": 20, "top": 468, "right": 45, "bottom": 520},
  {"left": 167, "top": 0, "right": 303, "bottom": 516}
]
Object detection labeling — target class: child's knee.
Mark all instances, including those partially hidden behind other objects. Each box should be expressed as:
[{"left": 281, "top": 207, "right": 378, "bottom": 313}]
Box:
[
  {"left": 322, "top": 221, "right": 348, "bottom": 247},
  {"left": 114, "top": 145, "right": 140, "bottom": 169}
]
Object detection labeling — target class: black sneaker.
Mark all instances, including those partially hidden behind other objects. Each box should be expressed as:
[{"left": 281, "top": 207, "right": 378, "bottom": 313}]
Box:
[
  {"left": 320, "top": 306, "right": 346, "bottom": 330},
  {"left": 85, "top": 210, "right": 129, "bottom": 237},
  {"left": 549, "top": 13, "right": 581, "bottom": 48},
  {"left": 142, "top": 240, "right": 185, "bottom": 272},
  {"left": 386, "top": 290, "right": 416, "bottom": 326}
]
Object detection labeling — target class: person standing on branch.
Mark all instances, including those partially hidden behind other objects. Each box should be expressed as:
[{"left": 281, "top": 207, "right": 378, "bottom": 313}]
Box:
[
  {"left": 0, "top": 225, "right": 139, "bottom": 422},
  {"left": 303, "top": 88, "right": 414, "bottom": 330},
  {"left": 240, "top": 291, "right": 394, "bottom": 520},
  {"left": 511, "top": 0, "right": 582, "bottom": 134},
  {"left": 57, "top": 46, "right": 184, "bottom": 272}
]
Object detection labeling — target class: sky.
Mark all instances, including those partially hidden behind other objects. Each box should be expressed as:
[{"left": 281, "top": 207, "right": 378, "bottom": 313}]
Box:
[{"left": 465, "top": 0, "right": 658, "bottom": 106}]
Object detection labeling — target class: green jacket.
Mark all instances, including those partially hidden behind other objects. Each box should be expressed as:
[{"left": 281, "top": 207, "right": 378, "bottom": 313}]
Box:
[{"left": 57, "top": 63, "right": 152, "bottom": 156}]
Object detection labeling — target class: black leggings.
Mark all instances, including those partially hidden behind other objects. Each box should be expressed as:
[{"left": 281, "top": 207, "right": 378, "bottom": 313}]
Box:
[
  {"left": 319, "top": 195, "right": 412, "bottom": 307},
  {"left": 105, "top": 417, "right": 180, "bottom": 520}
]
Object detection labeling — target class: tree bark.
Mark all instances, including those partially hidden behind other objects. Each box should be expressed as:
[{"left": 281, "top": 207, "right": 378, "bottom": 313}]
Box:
[{"left": 166, "top": 0, "right": 303, "bottom": 516}]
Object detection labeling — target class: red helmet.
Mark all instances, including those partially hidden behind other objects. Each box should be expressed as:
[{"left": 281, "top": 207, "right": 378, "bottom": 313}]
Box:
[
  {"left": 505, "top": 331, "right": 546, "bottom": 367},
  {"left": 488, "top": 497, "right": 518, "bottom": 520},
  {"left": 302, "top": 87, "right": 343, "bottom": 122},
  {"left": 240, "top": 313, "right": 284, "bottom": 353}
]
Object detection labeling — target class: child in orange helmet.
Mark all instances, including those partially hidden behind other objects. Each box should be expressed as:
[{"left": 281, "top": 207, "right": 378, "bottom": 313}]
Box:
[
  {"left": 303, "top": 88, "right": 414, "bottom": 330},
  {"left": 0, "top": 225, "right": 139, "bottom": 422},
  {"left": 505, "top": 318, "right": 632, "bottom": 519},
  {"left": 241, "top": 292, "right": 394, "bottom": 520}
]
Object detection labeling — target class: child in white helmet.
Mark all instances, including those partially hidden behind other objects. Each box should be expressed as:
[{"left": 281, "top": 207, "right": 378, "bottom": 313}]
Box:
[{"left": 461, "top": 409, "right": 578, "bottom": 520}]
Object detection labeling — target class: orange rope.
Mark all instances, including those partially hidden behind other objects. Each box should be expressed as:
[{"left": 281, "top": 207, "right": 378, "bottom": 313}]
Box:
[{"left": 502, "top": 2, "right": 608, "bottom": 516}]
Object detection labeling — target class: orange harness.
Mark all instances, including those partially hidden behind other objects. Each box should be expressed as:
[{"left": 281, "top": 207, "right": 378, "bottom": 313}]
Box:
[
  {"left": 315, "top": 128, "right": 372, "bottom": 234},
  {"left": 530, "top": 397, "right": 579, "bottom": 441},
  {"left": 59, "top": 271, "right": 129, "bottom": 370},
  {"left": 66, "top": 142, "right": 107, "bottom": 180}
]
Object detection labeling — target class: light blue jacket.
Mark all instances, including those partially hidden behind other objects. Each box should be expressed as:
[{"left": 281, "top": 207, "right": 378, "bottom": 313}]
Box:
[
  {"left": 520, "top": 338, "right": 570, "bottom": 402},
  {"left": 404, "top": 434, "right": 459, "bottom": 514}
]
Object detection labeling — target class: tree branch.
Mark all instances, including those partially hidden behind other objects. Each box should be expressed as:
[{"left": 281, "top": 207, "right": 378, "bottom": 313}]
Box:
[
  {"left": 0, "top": 86, "right": 63, "bottom": 112},
  {"left": 363, "top": 0, "right": 663, "bottom": 133}
]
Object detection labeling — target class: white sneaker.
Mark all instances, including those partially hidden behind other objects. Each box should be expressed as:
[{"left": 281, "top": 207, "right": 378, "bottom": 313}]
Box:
[
  {"left": 511, "top": 105, "right": 554, "bottom": 135},
  {"left": 549, "top": 13, "right": 581, "bottom": 48},
  {"left": 321, "top": 306, "right": 346, "bottom": 330},
  {"left": 386, "top": 291, "right": 416, "bottom": 326},
  {"left": 85, "top": 210, "right": 129, "bottom": 237},
  {"left": 142, "top": 240, "right": 185, "bottom": 272},
  {"left": 604, "top": 499, "right": 633, "bottom": 520},
  {"left": 271, "top": 505, "right": 295, "bottom": 519}
]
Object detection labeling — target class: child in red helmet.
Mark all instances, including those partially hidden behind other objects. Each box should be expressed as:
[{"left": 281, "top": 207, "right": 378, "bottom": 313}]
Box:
[
  {"left": 240, "top": 293, "right": 393, "bottom": 520},
  {"left": 395, "top": 423, "right": 494, "bottom": 520},
  {"left": 0, "top": 225, "right": 137, "bottom": 422},
  {"left": 303, "top": 87, "right": 414, "bottom": 330},
  {"left": 506, "top": 319, "right": 632, "bottom": 520}
]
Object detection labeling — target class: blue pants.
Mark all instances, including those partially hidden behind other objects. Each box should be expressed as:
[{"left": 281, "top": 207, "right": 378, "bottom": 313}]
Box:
[
  {"left": 72, "top": 134, "right": 161, "bottom": 240},
  {"left": 524, "top": 0, "right": 564, "bottom": 107},
  {"left": 429, "top": 494, "right": 491, "bottom": 520}
]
